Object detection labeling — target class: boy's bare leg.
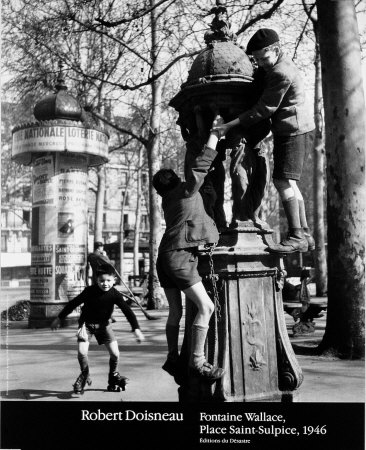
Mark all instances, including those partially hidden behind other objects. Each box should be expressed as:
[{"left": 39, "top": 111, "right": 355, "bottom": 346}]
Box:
[
  {"left": 183, "top": 282, "right": 213, "bottom": 369},
  {"left": 165, "top": 287, "right": 183, "bottom": 327},
  {"left": 274, "top": 178, "right": 293, "bottom": 200},
  {"left": 183, "top": 282, "right": 214, "bottom": 328},
  {"left": 162, "top": 288, "right": 183, "bottom": 376},
  {"left": 183, "top": 282, "right": 224, "bottom": 380}
]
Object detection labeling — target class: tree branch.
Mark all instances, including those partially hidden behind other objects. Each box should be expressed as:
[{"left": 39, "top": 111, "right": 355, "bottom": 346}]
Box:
[
  {"left": 66, "top": 15, "right": 152, "bottom": 67},
  {"left": 236, "top": 0, "right": 286, "bottom": 36},
  {"left": 95, "top": 0, "right": 172, "bottom": 27},
  {"left": 89, "top": 109, "right": 148, "bottom": 147},
  {"left": 301, "top": 0, "right": 317, "bottom": 26},
  {"left": 292, "top": 17, "right": 310, "bottom": 61},
  {"left": 71, "top": 48, "right": 201, "bottom": 91},
  {"left": 108, "top": 137, "right": 134, "bottom": 153}
]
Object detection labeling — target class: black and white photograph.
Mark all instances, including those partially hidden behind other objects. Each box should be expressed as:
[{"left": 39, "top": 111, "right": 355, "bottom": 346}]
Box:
[{"left": 1, "top": 1, "right": 365, "bottom": 449}]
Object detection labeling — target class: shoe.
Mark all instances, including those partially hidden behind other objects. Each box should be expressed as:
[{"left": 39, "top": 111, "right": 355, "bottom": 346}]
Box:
[
  {"left": 190, "top": 361, "right": 225, "bottom": 382},
  {"left": 268, "top": 227, "right": 308, "bottom": 254},
  {"left": 162, "top": 358, "right": 179, "bottom": 377},
  {"left": 304, "top": 232, "right": 315, "bottom": 251},
  {"left": 269, "top": 235, "right": 308, "bottom": 254},
  {"left": 162, "top": 358, "right": 185, "bottom": 385}
]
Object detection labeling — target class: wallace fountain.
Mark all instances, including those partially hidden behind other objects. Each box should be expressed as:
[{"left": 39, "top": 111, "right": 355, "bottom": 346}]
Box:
[{"left": 169, "top": 0, "right": 303, "bottom": 402}]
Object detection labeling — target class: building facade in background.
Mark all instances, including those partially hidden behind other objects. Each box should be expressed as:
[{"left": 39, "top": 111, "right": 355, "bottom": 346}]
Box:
[{"left": 1, "top": 102, "right": 150, "bottom": 286}]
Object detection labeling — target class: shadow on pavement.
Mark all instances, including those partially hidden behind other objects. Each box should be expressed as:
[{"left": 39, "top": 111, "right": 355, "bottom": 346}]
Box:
[
  {"left": 291, "top": 342, "right": 322, "bottom": 355},
  {"left": 3, "top": 344, "right": 164, "bottom": 352},
  {"left": 2, "top": 389, "right": 74, "bottom": 400},
  {"left": 1, "top": 387, "right": 107, "bottom": 400}
]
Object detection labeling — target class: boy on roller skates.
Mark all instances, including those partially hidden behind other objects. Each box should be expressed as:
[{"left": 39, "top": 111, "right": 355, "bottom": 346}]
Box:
[
  {"left": 51, "top": 265, "right": 145, "bottom": 394},
  {"left": 153, "top": 115, "right": 226, "bottom": 383}
]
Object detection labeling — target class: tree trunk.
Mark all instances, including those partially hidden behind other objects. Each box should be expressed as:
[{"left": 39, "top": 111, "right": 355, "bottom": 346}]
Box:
[
  {"left": 316, "top": 0, "right": 365, "bottom": 358},
  {"left": 134, "top": 147, "right": 142, "bottom": 276},
  {"left": 94, "top": 165, "right": 105, "bottom": 242},
  {"left": 313, "top": 45, "right": 328, "bottom": 296},
  {"left": 146, "top": 0, "right": 163, "bottom": 309},
  {"left": 119, "top": 198, "right": 126, "bottom": 280}
]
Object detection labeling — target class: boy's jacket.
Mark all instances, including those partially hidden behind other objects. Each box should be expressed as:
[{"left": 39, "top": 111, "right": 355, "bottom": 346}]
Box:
[
  {"left": 159, "top": 145, "right": 219, "bottom": 253},
  {"left": 239, "top": 53, "right": 315, "bottom": 136}
]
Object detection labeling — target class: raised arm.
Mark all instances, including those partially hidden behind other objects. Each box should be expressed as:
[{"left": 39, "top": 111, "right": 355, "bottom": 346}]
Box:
[
  {"left": 212, "top": 69, "right": 291, "bottom": 135},
  {"left": 237, "top": 70, "right": 290, "bottom": 126},
  {"left": 183, "top": 115, "right": 225, "bottom": 197}
]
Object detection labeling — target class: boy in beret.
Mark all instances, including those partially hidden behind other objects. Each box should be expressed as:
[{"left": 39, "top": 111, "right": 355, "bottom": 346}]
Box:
[{"left": 212, "top": 28, "right": 315, "bottom": 254}]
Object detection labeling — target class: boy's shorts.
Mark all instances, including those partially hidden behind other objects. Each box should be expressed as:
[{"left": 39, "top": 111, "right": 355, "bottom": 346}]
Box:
[
  {"left": 156, "top": 247, "right": 201, "bottom": 291},
  {"left": 78, "top": 323, "right": 116, "bottom": 345},
  {"left": 272, "top": 130, "right": 314, "bottom": 180}
]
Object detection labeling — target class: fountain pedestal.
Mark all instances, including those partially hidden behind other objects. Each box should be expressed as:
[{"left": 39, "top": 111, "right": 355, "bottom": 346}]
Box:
[{"left": 178, "top": 222, "right": 303, "bottom": 402}]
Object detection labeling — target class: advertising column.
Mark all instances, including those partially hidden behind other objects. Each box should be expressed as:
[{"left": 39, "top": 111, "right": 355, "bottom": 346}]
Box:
[
  {"left": 13, "top": 119, "right": 109, "bottom": 328},
  {"left": 29, "top": 153, "right": 88, "bottom": 326}
]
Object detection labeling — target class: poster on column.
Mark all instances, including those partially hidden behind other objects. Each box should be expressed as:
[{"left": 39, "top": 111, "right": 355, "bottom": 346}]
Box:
[
  {"left": 30, "top": 156, "right": 57, "bottom": 302},
  {"left": 30, "top": 204, "right": 57, "bottom": 302},
  {"left": 30, "top": 244, "right": 54, "bottom": 301},
  {"left": 55, "top": 244, "right": 86, "bottom": 301},
  {"left": 54, "top": 153, "right": 88, "bottom": 301},
  {"left": 32, "top": 155, "right": 55, "bottom": 205}
]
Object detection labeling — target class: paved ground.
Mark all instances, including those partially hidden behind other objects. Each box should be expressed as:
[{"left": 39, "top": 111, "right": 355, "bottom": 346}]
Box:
[{"left": 0, "top": 299, "right": 364, "bottom": 403}]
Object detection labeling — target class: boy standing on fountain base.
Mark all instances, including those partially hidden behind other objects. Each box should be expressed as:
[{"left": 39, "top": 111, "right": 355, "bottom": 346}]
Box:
[
  {"left": 51, "top": 266, "right": 144, "bottom": 393},
  {"left": 213, "top": 28, "right": 315, "bottom": 254},
  {"left": 153, "top": 116, "right": 225, "bottom": 382}
]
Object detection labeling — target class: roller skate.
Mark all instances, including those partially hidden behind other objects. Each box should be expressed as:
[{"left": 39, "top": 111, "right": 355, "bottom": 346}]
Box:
[
  {"left": 73, "top": 371, "right": 92, "bottom": 395},
  {"left": 107, "top": 371, "right": 129, "bottom": 392}
]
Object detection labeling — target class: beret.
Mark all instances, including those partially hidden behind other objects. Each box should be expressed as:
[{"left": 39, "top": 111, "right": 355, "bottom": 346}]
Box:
[{"left": 246, "top": 28, "right": 279, "bottom": 55}]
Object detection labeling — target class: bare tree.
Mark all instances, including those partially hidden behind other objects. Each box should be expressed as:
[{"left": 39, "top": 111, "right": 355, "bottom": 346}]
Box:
[
  {"left": 312, "top": 44, "right": 327, "bottom": 296},
  {"left": 301, "top": 0, "right": 327, "bottom": 295},
  {"left": 316, "top": 0, "right": 365, "bottom": 358},
  {"left": 144, "top": 0, "right": 164, "bottom": 308},
  {"left": 133, "top": 146, "right": 144, "bottom": 277},
  {"left": 94, "top": 166, "right": 106, "bottom": 242},
  {"left": 2, "top": 0, "right": 287, "bottom": 307}
]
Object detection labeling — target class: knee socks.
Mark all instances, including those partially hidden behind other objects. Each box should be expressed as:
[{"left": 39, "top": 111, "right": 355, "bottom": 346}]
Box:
[
  {"left": 298, "top": 199, "right": 309, "bottom": 231},
  {"left": 109, "top": 356, "right": 119, "bottom": 374},
  {"left": 189, "top": 324, "right": 209, "bottom": 369},
  {"left": 166, "top": 324, "right": 180, "bottom": 362},
  {"left": 282, "top": 197, "right": 301, "bottom": 230},
  {"left": 78, "top": 354, "right": 89, "bottom": 374}
]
